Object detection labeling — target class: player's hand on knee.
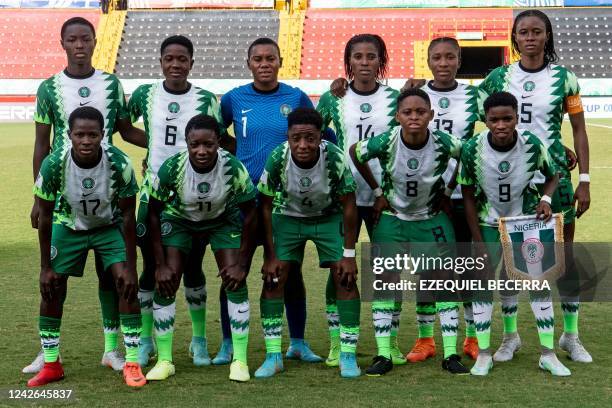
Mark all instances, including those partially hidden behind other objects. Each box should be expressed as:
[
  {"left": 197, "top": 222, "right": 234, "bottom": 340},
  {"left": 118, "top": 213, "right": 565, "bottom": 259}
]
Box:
[
  {"left": 337, "top": 258, "right": 358, "bottom": 291},
  {"left": 156, "top": 264, "right": 177, "bottom": 298},
  {"left": 39, "top": 267, "right": 61, "bottom": 302},
  {"left": 536, "top": 201, "right": 553, "bottom": 222},
  {"left": 116, "top": 267, "right": 138, "bottom": 302},
  {"left": 330, "top": 77, "right": 349, "bottom": 98},
  {"left": 400, "top": 78, "right": 426, "bottom": 92},
  {"left": 574, "top": 182, "right": 591, "bottom": 218},
  {"left": 219, "top": 263, "right": 246, "bottom": 291},
  {"left": 261, "top": 257, "right": 283, "bottom": 289},
  {"left": 30, "top": 202, "right": 39, "bottom": 229},
  {"left": 372, "top": 196, "right": 394, "bottom": 225},
  {"left": 564, "top": 146, "right": 578, "bottom": 171}
]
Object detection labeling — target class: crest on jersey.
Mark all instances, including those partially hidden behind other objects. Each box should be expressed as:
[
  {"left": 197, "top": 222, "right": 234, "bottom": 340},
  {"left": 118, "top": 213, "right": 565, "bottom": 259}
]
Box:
[
  {"left": 78, "top": 87, "right": 91, "bottom": 98},
  {"left": 407, "top": 158, "right": 419, "bottom": 170},
  {"left": 82, "top": 177, "right": 95, "bottom": 189},
  {"left": 438, "top": 97, "right": 450, "bottom": 109},
  {"left": 197, "top": 182, "right": 211, "bottom": 194},
  {"left": 523, "top": 81, "right": 536, "bottom": 92},
  {"left": 299, "top": 177, "right": 312, "bottom": 189},
  {"left": 161, "top": 222, "right": 172, "bottom": 236},
  {"left": 168, "top": 102, "right": 180, "bottom": 114},
  {"left": 280, "top": 104, "right": 292, "bottom": 117},
  {"left": 498, "top": 161, "right": 511, "bottom": 173},
  {"left": 360, "top": 103, "right": 372, "bottom": 113},
  {"left": 136, "top": 223, "right": 147, "bottom": 238},
  {"left": 50, "top": 246, "right": 57, "bottom": 260}
]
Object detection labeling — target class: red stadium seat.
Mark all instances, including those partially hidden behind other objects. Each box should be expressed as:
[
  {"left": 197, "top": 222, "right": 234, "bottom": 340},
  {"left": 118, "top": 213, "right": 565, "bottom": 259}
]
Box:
[{"left": 0, "top": 9, "right": 99, "bottom": 79}]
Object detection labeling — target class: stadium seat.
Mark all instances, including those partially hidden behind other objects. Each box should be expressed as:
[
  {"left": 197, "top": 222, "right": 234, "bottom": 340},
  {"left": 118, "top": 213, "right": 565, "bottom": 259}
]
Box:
[{"left": 0, "top": 10, "right": 100, "bottom": 79}]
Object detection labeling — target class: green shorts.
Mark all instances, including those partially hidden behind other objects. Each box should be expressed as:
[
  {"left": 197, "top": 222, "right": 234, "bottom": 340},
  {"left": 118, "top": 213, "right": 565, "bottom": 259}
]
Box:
[
  {"left": 161, "top": 213, "right": 241, "bottom": 254},
  {"left": 272, "top": 213, "right": 343, "bottom": 267},
  {"left": 538, "top": 178, "right": 575, "bottom": 225},
  {"left": 50, "top": 223, "right": 126, "bottom": 277},
  {"left": 373, "top": 212, "right": 456, "bottom": 243}
]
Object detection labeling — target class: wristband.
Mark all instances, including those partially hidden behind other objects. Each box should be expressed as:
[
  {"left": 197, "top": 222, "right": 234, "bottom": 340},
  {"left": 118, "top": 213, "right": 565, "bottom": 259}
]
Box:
[
  {"left": 343, "top": 248, "right": 356, "bottom": 258},
  {"left": 579, "top": 173, "right": 590, "bottom": 183},
  {"left": 540, "top": 194, "right": 552, "bottom": 205},
  {"left": 373, "top": 187, "right": 383, "bottom": 198},
  {"left": 444, "top": 187, "right": 453, "bottom": 197}
]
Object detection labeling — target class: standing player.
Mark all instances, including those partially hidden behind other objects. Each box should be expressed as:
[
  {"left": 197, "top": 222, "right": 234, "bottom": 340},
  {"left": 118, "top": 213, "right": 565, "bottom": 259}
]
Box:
[
  {"left": 24, "top": 16, "right": 146, "bottom": 374},
  {"left": 479, "top": 10, "right": 591, "bottom": 363},
  {"left": 128, "top": 35, "right": 225, "bottom": 368},
  {"left": 458, "top": 92, "right": 570, "bottom": 376},
  {"left": 146, "top": 114, "right": 257, "bottom": 382},
  {"left": 317, "top": 34, "right": 405, "bottom": 367},
  {"left": 28, "top": 107, "right": 145, "bottom": 387},
  {"left": 257, "top": 108, "right": 361, "bottom": 378},
  {"left": 216, "top": 37, "right": 323, "bottom": 364},
  {"left": 350, "top": 88, "right": 468, "bottom": 375}
]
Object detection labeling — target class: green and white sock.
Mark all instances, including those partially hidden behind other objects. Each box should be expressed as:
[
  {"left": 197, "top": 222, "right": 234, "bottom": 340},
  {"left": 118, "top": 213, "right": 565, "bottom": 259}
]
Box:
[
  {"left": 153, "top": 291, "right": 176, "bottom": 362},
  {"left": 338, "top": 299, "right": 360, "bottom": 354},
  {"left": 561, "top": 299, "right": 579, "bottom": 334},
  {"left": 99, "top": 289, "right": 120, "bottom": 352},
  {"left": 39, "top": 316, "right": 61, "bottom": 363},
  {"left": 120, "top": 314, "right": 142, "bottom": 363},
  {"left": 372, "top": 300, "right": 394, "bottom": 358},
  {"left": 416, "top": 302, "right": 436, "bottom": 338},
  {"left": 501, "top": 294, "right": 518, "bottom": 334},
  {"left": 391, "top": 301, "right": 402, "bottom": 348},
  {"left": 473, "top": 301, "right": 493, "bottom": 350},
  {"left": 463, "top": 301, "right": 476, "bottom": 337},
  {"left": 325, "top": 272, "right": 340, "bottom": 344},
  {"left": 437, "top": 302, "right": 459, "bottom": 358},
  {"left": 529, "top": 292, "right": 554, "bottom": 350},
  {"left": 227, "top": 285, "right": 250, "bottom": 364},
  {"left": 260, "top": 298, "right": 283, "bottom": 354},
  {"left": 138, "top": 289, "right": 154, "bottom": 340},
  {"left": 185, "top": 285, "right": 207, "bottom": 339}
]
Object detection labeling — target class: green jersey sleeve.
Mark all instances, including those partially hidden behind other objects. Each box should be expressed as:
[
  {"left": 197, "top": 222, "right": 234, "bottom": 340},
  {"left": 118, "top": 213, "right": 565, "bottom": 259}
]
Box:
[
  {"left": 150, "top": 157, "right": 175, "bottom": 202},
  {"left": 537, "top": 139, "right": 557, "bottom": 180},
  {"left": 128, "top": 84, "right": 147, "bottom": 123},
  {"left": 115, "top": 77, "right": 130, "bottom": 120},
  {"left": 257, "top": 145, "right": 285, "bottom": 197},
  {"left": 565, "top": 69, "right": 581, "bottom": 97},
  {"left": 33, "top": 79, "right": 53, "bottom": 125},
  {"left": 229, "top": 155, "right": 257, "bottom": 204},
  {"left": 354, "top": 129, "right": 393, "bottom": 164},
  {"left": 457, "top": 138, "right": 478, "bottom": 186},
  {"left": 327, "top": 143, "right": 356, "bottom": 197},
  {"left": 33, "top": 152, "right": 61, "bottom": 201},
  {"left": 316, "top": 90, "right": 336, "bottom": 130}
]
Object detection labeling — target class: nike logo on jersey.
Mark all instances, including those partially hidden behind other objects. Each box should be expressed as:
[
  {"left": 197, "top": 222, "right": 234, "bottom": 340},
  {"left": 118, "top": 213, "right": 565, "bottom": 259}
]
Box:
[
  {"left": 521, "top": 95, "right": 533, "bottom": 99},
  {"left": 540, "top": 305, "right": 551, "bottom": 311},
  {"left": 497, "top": 175, "right": 510, "bottom": 181},
  {"left": 197, "top": 196, "right": 208, "bottom": 199},
  {"left": 360, "top": 116, "right": 371, "bottom": 121},
  {"left": 82, "top": 192, "right": 95, "bottom": 197},
  {"left": 79, "top": 101, "right": 91, "bottom": 106},
  {"left": 299, "top": 190, "right": 310, "bottom": 194},
  {"left": 241, "top": 109, "right": 253, "bottom": 114},
  {"left": 406, "top": 173, "right": 417, "bottom": 178},
  {"left": 473, "top": 311, "right": 484, "bottom": 316},
  {"left": 166, "top": 117, "right": 177, "bottom": 121},
  {"left": 450, "top": 316, "right": 458, "bottom": 320},
  {"left": 238, "top": 308, "right": 249, "bottom": 314},
  {"left": 437, "top": 112, "right": 449, "bottom": 116},
  {"left": 230, "top": 233, "right": 241, "bottom": 238}
]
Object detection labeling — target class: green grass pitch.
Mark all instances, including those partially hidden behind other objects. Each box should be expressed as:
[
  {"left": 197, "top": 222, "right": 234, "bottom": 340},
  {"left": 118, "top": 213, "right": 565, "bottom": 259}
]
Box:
[{"left": 1, "top": 121, "right": 611, "bottom": 407}]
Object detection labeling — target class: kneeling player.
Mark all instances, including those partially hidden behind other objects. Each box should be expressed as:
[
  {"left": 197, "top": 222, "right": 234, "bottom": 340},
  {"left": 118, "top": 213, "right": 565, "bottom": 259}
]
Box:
[
  {"left": 29, "top": 107, "right": 145, "bottom": 387},
  {"left": 256, "top": 108, "right": 361, "bottom": 378},
  {"left": 147, "top": 114, "right": 257, "bottom": 382},
  {"left": 351, "top": 88, "right": 468, "bottom": 375},
  {"left": 458, "top": 92, "right": 570, "bottom": 376}
]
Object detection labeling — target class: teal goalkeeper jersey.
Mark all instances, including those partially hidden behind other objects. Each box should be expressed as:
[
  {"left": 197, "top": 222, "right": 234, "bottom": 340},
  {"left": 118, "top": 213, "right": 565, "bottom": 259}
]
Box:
[
  {"left": 151, "top": 149, "right": 256, "bottom": 222},
  {"left": 457, "top": 130, "right": 557, "bottom": 227},
  {"left": 33, "top": 145, "right": 138, "bottom": 231},
  {"left": 128, "top": 82, "right": 224, "bottom": 177},
  {"left": 34, "top": 69, "right": 129, "bottom": 152},
  {"left": 258, "top": 141, "right": 356, "bottom": 218},
  {"left": 355, "top": 127, "right": 462, "bottom": 221},
  {"left": 317, "top": 83, "right": 399, "bottom": 206},
  {"left": 479, "top": 62, "right": 581, "bottom": 180}
]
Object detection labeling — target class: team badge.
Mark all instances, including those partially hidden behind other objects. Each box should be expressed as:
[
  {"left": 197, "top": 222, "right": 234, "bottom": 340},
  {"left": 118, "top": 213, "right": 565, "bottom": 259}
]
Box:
[
  {"left": 438, "top": 97, "right": 450, "bottom": 109},
  {"left": 136, "top": 223, "right": 147, "bottom": 238},
  {"left": 161, "top": 222, "right": 172, "bottom": 236},
  {"left": 82, "top": 177, "right": 95, "bottom": 189},
  {"left": 168, "top": 102, "right": 180, "bottom": 114},
  {"left": 299, "top": 177, "right": 312, "bottom": 189},
  {"left": 50, "top": 246, "right": 57, "bottom": 260},
  {"left": 523, "top": 81, "right": 536, "bottom": 92},
  {"left": 78, "top": 87, "right": 91, "bottom": 98},
  {"left": 280, "top": 104, "right": 292, "bottom": 117},
  {"left": 407, "top": 158, "right": 419, "bottom": 170},
  {"left": 498, "top": 160, "right": 511, "bottom": 173},
  {"left": 360, "top": 103, "right": 372, "bottom": 113},
  {"left": 521, "top": 238, "right": 545, "bottom": 264},
  {"left": 197, "top": 182, "right": 211, "bottom": 194}
]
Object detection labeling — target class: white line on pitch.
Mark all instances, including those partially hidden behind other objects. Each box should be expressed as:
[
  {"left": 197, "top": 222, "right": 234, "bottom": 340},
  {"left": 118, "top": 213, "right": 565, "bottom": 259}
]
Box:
[{"left": 586, "top": 123, "right": 612, "bottom": 129}]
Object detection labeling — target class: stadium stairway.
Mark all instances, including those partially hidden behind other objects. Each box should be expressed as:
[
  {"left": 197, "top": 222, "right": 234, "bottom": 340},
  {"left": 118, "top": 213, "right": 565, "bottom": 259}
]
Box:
[
  {"left": 114, "top": 10, "right": 280, "bottom": 79},
  {"left": 0, "top": 9, "right": 100, "bottom": 79},
  {"left": 93, "top": 9, "right": 127, "bottom": 74}
]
